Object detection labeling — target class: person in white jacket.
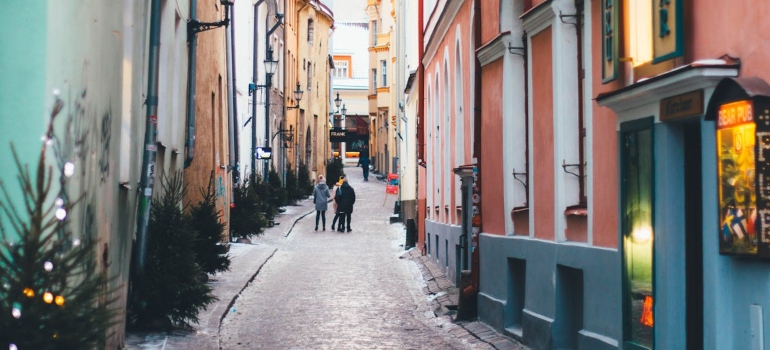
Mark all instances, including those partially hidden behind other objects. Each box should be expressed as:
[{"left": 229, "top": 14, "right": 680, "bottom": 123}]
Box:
[{"left": 313, "top": 175, "right": 331, "bottom": 231}]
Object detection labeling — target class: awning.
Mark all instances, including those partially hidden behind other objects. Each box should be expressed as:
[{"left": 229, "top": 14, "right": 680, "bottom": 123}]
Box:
[{"left": 704, "top": 77, "right": 770, "bottom": 121}]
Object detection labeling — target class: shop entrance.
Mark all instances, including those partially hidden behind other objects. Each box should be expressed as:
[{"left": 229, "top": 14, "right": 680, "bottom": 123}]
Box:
[{"left": 683, "top": 123, "right": 703, "bottom": 349}]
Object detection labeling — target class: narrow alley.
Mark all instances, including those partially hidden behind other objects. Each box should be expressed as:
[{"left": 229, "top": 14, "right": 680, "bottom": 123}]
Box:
[{"left": 126, "top": 165, "right": 525, "bottom": 349}]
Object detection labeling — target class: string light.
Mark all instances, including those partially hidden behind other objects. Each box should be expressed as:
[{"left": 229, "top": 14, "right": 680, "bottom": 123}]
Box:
[
  {"left": 52, "top": 88, "right": 60, "bottom": 96},
  {"left": 55, "top": 208, "right": 67, "bottom": 220},
  {"left": 55, "top": 295, "right": 65, "bottom": 306},
  {"left": 44, "top": 261, "right": 53, "bottom": 272},
  {"left": 55, "top": 198, "right": 64, "bottom": 207},
  {"left": 23, "top": 288, "right": 34, "bottom": 298},
  {"left": 43, "top": 292, "right": 54, "bottom": 304},
  {"left": 11, "top": 308, "right": 21, "bottom": 319},
  {"left": 73, "top": 238, "right": 81, "bottom": 247},
  {"left": 64, "top": 162, "right": 75, "bottom": 177},
  {"left": 10, "top": 344, "right": 18, "bottom": 350}
]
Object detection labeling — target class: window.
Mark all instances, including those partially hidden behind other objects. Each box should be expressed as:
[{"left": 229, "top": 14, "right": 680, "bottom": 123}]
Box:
[
  {"left": 307, "top": 61, "right": 312, "bottom": 90},
  {"left": 333, "top": 60, "right": 348, "bottom": 78},
  {"left": 372, "top": 69, "right": 377, "bottom": 92},
  {"left": 307, "top": 19, "right": 315, "bottom": 46},
  {"left": 381, "top": 60, "right": 387, "bottom": 87}
]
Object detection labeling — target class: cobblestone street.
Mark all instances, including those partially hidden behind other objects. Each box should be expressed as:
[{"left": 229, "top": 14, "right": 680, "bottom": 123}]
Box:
[
  {"left": 127, "top": 166, "right": 525, "bottom": 349},
  {"left": 219, "top": 166, "right": 465, "bottom": 349}
]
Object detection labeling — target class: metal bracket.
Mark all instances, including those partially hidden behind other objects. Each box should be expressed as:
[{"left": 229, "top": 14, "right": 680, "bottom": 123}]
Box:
[
  {"left": 188, "top": 18, "right": 229, "bottom": 36},
  {"left": 512, "top": 169, "right": 529, "bottom": 206},
  {"left": 508, "top": 43, "right": 525, "bottom": 56},
  {"left": 558, "top": 11, "right": 579, "bottom": 26},
  {"left": 562, "top": 159, "right": 586, "bottom": 178}
]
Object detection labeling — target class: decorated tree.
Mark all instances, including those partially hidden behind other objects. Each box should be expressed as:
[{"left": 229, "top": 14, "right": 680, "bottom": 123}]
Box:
[{"left": 0, "top": 100, "right": 118, "bottom": 349}]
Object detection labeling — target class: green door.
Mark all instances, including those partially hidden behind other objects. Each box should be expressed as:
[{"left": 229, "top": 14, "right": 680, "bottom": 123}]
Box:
[{"left": 621, "top": 118, "right": 655, "bottom": 349}]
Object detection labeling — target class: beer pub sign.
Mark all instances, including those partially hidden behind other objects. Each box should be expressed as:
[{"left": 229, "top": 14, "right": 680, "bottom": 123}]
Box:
[{"left": 707, "top": 78, "right": 770, "bottom": 259}]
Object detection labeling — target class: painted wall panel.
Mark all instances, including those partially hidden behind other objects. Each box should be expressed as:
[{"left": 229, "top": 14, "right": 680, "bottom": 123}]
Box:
[
  {"left": 531, "top": 28, "right": 555, "bottom": 241},
  {"left": 481, "top": 59, "right": 505, "bottom": 235}
]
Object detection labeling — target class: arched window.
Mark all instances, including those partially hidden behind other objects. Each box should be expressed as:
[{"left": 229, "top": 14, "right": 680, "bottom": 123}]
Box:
[
  {"left": 443, "top": 61, "right": 450, "bottom": 221},
  {"left": 454, "top": 39, "right": 464, "bottom": 206}
]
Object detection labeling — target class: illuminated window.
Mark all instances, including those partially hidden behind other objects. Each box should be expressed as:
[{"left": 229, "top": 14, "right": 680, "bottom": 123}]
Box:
[
  {"left": 621, "top": 119, "right": 654, "bottom": 349},
  {"left": 625, "top": 0, "right": 653, "bottom": 67}
]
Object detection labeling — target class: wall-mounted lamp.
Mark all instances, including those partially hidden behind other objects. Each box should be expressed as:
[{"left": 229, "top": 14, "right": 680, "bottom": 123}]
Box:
[
  {"left": 188, "top": 0, "right": 235, "bottom": 35},
  {"left": 287, "top": 83, "right": 305, "bottom": 110}
]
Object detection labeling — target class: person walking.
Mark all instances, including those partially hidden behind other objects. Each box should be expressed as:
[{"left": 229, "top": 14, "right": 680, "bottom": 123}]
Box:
[
  {"left": 357, "top": 146, "right": 370, "bottom": 181},
  {"left": 330, "top": 176, "right": 345, "bottom": 231},
  {"left": 313, "top": 175, "right": 331, "bottom": 231},
  {"left": 336, "top": 178, "right": 356, "bottom": 232}
]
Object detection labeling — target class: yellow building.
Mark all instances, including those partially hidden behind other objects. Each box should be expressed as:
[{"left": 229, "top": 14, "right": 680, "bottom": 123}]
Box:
[
  {"left": 366, "top": 0, "right": 396, "bottom": 174},
  {"left": 285, "top": 0, "right": 334, "bottom": 180}
]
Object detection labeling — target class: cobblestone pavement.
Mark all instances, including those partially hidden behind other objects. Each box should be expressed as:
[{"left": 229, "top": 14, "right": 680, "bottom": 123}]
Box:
[{"left": 127, "top": 165, "right": 526, "bottom": 349}]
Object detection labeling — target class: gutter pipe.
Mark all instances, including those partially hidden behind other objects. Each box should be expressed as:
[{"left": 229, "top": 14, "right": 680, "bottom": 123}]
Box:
[
  {"left": 227, "top": 3, "right": 239, "bottom": 182},
  {"left": 135, "top": 0, "right": 162, "bottom": 275},
  {"left": 184, "top": 0, "right": 198, "bottom": 168}
]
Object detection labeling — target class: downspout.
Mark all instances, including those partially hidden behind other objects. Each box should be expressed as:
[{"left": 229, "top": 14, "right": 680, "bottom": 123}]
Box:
[
  {"left": 184, "top": 0, "right": 198, "bottom": 168},
  {"left": 471, "top": 0, "right": 482, "bottom": 292},
  {"left": 417, "top": 0, "right": 425, "bottom": 250},
  {"left": 135, "top": 0, "right": 162, "bottom": 277},
  {"left": 227, "top": 3, "right": 239, "bottom": 183},
  {"left": 252, "top": 0, "right": 265, "bottom": 178}
]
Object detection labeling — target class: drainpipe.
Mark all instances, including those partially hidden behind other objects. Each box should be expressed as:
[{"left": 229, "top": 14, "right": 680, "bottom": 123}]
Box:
[
  {"left": 135, "top": 0, "right": 162, "bottom": 275},
  {"left": 184, "top": 0, "right": 198, "bottom": 168},
  {"left": 252, "top": 0, "right": 265, "bottom": 179},
  {"left": 227, "top": 3, "right": 239, "bottom": 183}
]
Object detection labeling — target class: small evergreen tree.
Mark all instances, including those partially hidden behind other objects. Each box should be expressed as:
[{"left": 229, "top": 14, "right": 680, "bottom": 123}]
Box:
[
  {"left": 0, "top": 109, "right": 118, "bottom": 349},
  {"left": 230, "top": 174, "right": 267, "bottom": 239},
  {"left": 284, "top": 162, "right": 300, "bottom": 202},
  {"left": 189, "top": 171, "right": 230, "bottom": 275},
  {"left": 128, "top": 172, "right": 215, "bottom": 329},
  {"left": 325, "top": 158, "right": 345, "bottom": 187},
  {"left": 298, "top": 162, "right": 314, "bottom": 197},
  {"left": 268, "top": 165, "right": 287, "bottom": 207}
]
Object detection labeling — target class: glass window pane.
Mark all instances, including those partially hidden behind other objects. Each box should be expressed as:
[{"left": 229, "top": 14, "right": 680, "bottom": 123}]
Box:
[{"left": 623, "top": 127, "right": 654, "bottom": 349}]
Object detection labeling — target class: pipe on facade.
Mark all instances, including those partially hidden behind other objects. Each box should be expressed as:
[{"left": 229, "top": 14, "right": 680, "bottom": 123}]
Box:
[
  {"left": 471, "top": 0, "right": 482, "bottom": 291},
  {"left": 227, "top": 3, "right": 239, "bottom": 183},
  {"left": 184, "top": 0, "right": 199, "bottom": 168},
  {"left": 252, "top": 0, "right": 265, "bottom": 179},
  {"left": 135, "top": 0, "right": 162, "bottom": 279}
]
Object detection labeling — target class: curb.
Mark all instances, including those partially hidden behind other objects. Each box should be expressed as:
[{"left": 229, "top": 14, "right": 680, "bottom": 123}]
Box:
[
  {"left": 217, "top": 248, "right": 277, "bottom": 350},
  {"left": 283, "top": 209, "right": 316, "bottom": 237}
]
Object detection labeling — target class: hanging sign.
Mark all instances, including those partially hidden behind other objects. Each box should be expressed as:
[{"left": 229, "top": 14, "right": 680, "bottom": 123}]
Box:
[{"left": 716, "top": 99, "right": 770, "bottom": 258}]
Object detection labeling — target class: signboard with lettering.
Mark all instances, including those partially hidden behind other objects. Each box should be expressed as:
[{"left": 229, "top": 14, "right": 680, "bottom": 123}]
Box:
[
  {"left": 716, "top": 99, "right": 770, "bottom": 258},
  {"left": 329, "top": 128, "right": 346, "bottom": 143},
  {"left": 659, "top": 90, "right": 703, "bottom": 121},
  {"left": 602, "top": 0, "right": 618, "bottom": 83},
  {"left": 653, "top": 0, "right": 683, "bottom": 63}
]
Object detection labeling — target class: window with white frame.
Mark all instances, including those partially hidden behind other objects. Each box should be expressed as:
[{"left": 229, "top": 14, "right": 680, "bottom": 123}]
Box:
[
  {"left": 381, "top": 60, "right": 387, "bottom": 87},
  {"left": 307, "top": 19, "right": 315, "bottom": 46},
  {"left": 333, "top": 60, "right": 348, "bottom": 78}
]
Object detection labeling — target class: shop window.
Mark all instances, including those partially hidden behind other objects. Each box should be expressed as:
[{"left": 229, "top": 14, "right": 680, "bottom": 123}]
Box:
[{"left": 621, "top": 118, "right": 654, "bottom": 349}]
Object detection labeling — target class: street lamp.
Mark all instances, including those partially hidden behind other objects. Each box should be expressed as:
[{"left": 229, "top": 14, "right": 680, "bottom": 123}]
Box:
[
  {"left": 334, "top": 92, "right": 342, "bottom": 109},
  {"left": 287, "top": 83, "right": 305, "bottom": 109}
]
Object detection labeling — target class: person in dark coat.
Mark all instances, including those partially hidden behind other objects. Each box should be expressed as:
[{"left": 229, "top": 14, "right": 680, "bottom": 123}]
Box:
[
  {"left": 313, "top": 175, "right": 330, "bottom": 231},
  {"left": 330, "top": 176, "right": 345, "bottom": 231},
  {"left": 357, "top": 146, "right": 371, "bottom": 181},
  {"left": 335, "top": 178, "right": 356, "bottom": 232}
]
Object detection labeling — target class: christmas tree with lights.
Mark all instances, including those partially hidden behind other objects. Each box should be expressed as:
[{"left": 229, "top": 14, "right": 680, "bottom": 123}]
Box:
[{"left": 0, "top": 97, "right": 117, "bottom": 349}]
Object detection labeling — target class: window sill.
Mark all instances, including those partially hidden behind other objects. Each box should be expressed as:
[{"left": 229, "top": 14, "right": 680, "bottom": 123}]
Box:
[{"left": 564, "top": 204, "right": 588, "bottom": 217}]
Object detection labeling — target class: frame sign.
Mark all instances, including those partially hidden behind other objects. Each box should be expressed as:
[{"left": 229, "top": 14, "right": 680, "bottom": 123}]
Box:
[
  {"left": 652, "top": 0, "right": 683, "bottom": 63},
  {"left": 601, "top": 0, "right": 618, "bottom": 83},
  {"left": 716, "top": 99, "right": 770, "bottom": 258}
]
